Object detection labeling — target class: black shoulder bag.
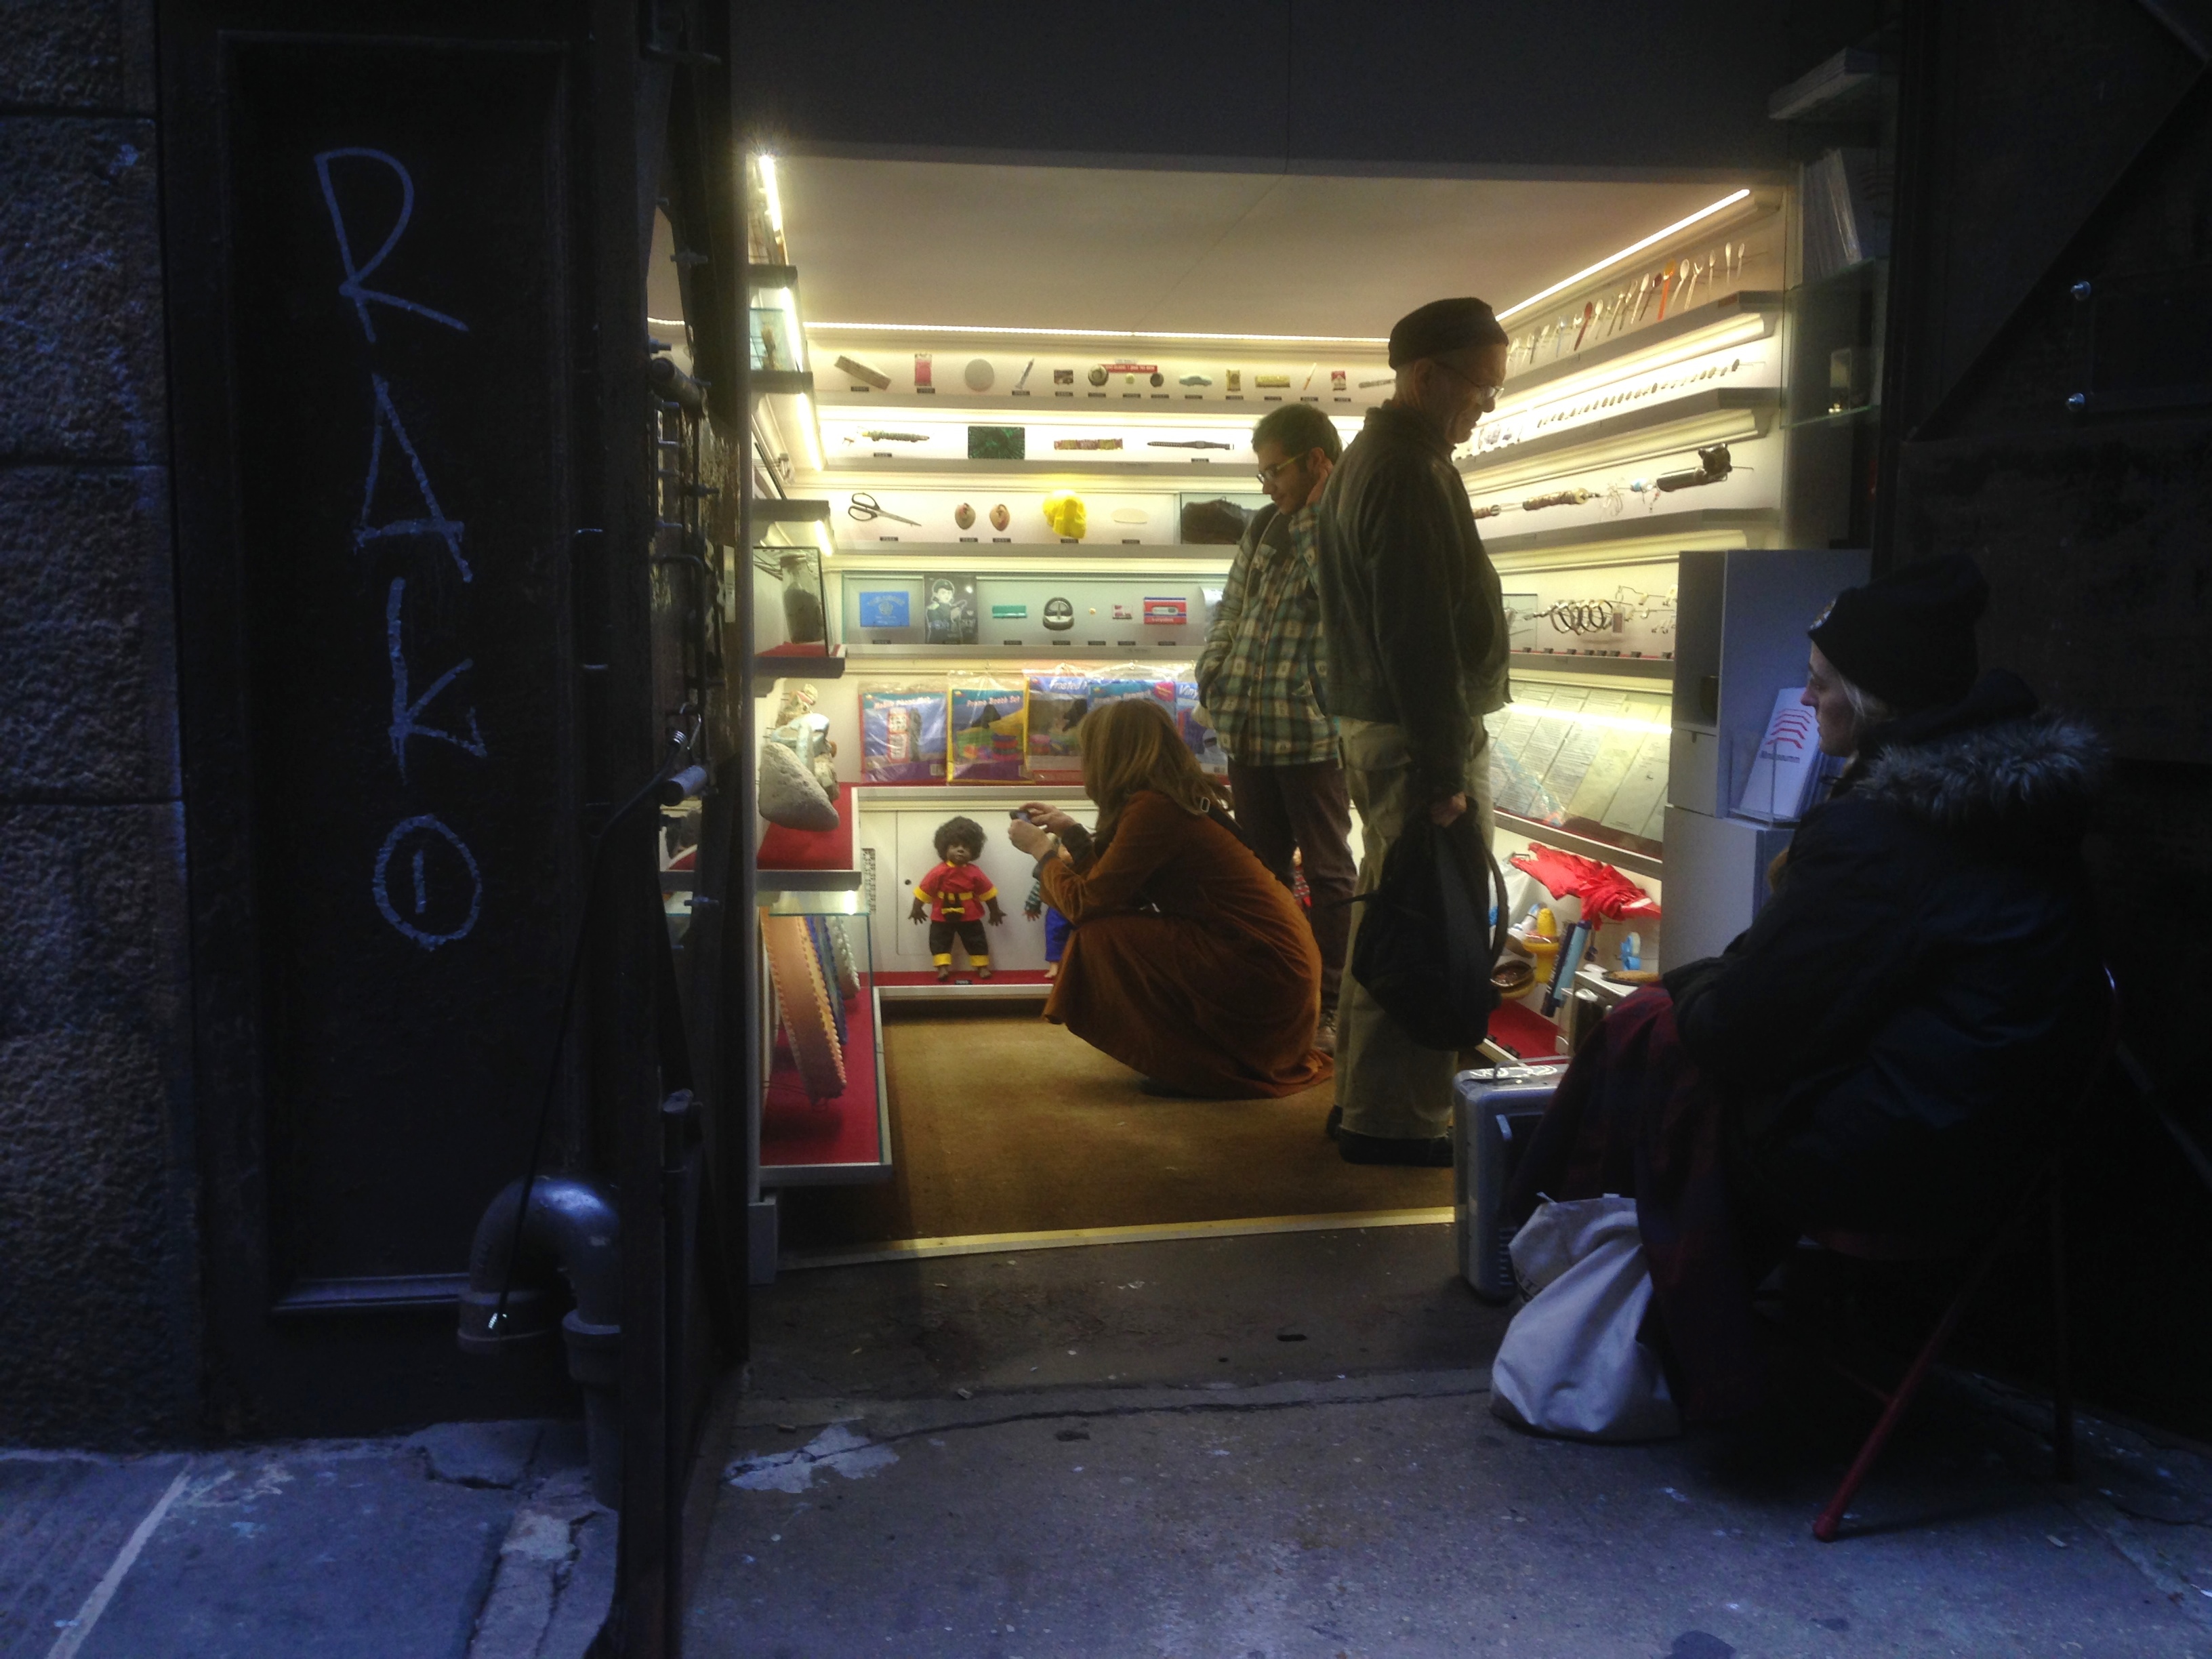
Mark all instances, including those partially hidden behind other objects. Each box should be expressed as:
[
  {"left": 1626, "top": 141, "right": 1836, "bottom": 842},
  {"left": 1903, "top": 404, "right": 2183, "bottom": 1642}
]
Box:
[{"left": 1348, "top": 814, "right": 1508, "bottom": 1050}]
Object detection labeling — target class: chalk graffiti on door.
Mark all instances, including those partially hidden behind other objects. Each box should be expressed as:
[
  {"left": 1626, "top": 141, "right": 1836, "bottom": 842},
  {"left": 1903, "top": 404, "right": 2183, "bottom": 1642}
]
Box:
[{"left": 319, "top": 146, "right": 486, "bottom": 950}]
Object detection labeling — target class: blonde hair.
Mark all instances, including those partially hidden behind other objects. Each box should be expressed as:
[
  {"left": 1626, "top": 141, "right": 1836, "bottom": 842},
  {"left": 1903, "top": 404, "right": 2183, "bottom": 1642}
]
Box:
[
  {"left": 1839, "top": 673, "right": 1895, "bottom": 747},
  {"left": 1078, "top": 698, "right": 1226, "bottom": 843}
]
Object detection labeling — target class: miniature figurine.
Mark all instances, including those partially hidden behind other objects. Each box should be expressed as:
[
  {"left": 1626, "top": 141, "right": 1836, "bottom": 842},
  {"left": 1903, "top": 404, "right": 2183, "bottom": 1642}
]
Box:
[
  {"left": 1023, "top": 868, "right": 1069, "bottom": 982},
  {"left": 911, "top": 817, "right": 1004, "bottom": 979}
]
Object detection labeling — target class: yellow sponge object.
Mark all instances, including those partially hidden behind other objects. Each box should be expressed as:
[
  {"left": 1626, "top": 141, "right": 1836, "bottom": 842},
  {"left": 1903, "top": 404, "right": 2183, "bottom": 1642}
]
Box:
[{"left": 1042, "top": 491, "right": 1087, "bottom": 540}]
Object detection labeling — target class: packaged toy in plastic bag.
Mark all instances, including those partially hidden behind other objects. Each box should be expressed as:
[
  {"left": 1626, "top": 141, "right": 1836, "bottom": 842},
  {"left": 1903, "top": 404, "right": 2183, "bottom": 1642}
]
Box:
[
  {"left": 1087, "top": 670, "right": 1176, "bottom": 718},
  {"left": 861, "top": 686, "right": 948, "bottom": 783},
  {"left": 949, "top": 676, "right": 1027, "bottom": 781},
  {"left": 1025, "top": 672, "right": 1091, "bottom": 785}
]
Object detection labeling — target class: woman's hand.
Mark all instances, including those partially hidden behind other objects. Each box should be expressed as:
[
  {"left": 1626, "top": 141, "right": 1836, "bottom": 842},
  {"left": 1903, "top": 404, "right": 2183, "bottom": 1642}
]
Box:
[
  {"left": 1007, "top": 817, "right": 1054, "bottom": 859},
  {"left": 1017, "top": 802, "right": 1079, "bottom": 836}
]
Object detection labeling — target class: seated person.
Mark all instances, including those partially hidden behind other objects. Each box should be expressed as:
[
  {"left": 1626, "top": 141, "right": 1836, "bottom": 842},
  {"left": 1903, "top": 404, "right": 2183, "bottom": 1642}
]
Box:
[
  {"left": 1008, "top": 698, "right": 1332, "bottom": 1099},
  {"left": 1507, "top": 555, "right": 2105, "bottom": 1420}
]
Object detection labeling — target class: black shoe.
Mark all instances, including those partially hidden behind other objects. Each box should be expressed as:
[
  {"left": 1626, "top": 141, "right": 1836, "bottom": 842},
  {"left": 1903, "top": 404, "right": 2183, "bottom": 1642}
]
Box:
[
  {"left": 1324, "top": 1104, "right": 1343, "bottom": 1141},
  {"left": 1337, "top": 1128, "right": 1453, "bottom": 1168}
]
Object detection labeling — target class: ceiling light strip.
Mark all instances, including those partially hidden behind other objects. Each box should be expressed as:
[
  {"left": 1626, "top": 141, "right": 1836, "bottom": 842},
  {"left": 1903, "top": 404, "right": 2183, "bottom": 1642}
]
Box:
[{"left": 1495, "top": 189, "right": 1754, "bottom": 322}]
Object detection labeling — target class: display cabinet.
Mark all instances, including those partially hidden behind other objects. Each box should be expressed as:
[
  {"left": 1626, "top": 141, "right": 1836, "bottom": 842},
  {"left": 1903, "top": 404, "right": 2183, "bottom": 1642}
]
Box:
[
  {"left": 756, "top": 884, "right": 888, "bottom": 1184},
  {"left": 769, "top": 207, "right": 1807, "bottom": 989}
]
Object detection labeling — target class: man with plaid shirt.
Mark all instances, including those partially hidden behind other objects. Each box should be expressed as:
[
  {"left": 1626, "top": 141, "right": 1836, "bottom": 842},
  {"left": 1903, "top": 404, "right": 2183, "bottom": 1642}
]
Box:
[{"left": 1195, "top": 403, "right": 1354, "bottom": 1048}]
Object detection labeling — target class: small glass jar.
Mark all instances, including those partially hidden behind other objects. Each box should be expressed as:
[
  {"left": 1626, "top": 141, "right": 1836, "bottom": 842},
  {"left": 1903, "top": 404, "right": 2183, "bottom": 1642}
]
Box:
[{"left": 778, "top": 550, "right": 824, "bottom": 645}]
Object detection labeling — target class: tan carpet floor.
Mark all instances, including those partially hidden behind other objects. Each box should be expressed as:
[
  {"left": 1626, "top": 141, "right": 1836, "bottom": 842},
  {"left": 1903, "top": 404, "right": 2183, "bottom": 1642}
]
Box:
[{"left": 777, "top": 1007, "right": 1451, "bottom": 1250}]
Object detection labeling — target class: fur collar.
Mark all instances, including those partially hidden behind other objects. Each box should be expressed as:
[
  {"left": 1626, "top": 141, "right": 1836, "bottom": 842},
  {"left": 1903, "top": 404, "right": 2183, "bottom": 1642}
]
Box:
[{"left": 1853, "top": 709, "right": 2105, "bottom": 838}]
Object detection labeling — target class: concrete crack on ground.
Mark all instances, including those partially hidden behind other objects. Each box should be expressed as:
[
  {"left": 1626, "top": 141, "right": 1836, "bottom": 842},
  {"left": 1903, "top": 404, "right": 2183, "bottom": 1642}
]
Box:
[{"left": 859, "top": 1381, "right": 1498, "bottom": 1450}]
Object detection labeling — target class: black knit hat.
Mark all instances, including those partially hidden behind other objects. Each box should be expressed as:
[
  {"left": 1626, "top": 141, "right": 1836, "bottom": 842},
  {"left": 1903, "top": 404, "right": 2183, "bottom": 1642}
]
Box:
[
  {"left": 1387, "top": 298, "right": 1509, "bottom": 368},
  {"left": 1808, "top": 554, "right": 1988, "bottom": 711}
]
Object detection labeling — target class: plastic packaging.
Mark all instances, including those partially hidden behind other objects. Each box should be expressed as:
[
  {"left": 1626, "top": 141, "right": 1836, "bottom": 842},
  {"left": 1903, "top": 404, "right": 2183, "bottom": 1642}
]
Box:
[
  {"left": 861, "top": 687, "right": 949, "bottom": 783},
  {"left": 948, "top": 676, "right": 1028, "bottom": 781}
]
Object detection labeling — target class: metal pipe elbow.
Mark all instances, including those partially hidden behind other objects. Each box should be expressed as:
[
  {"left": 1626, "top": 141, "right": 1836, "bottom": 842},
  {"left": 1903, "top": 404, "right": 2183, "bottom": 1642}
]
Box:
[{"left": 457, "top": 1175, "right": 620, "bottom": 1354}]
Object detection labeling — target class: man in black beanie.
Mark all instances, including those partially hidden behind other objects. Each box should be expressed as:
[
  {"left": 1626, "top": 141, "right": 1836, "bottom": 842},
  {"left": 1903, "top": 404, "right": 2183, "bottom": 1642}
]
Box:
[{"left": 1310, "top": 298, "right": 1511, "bottom": 1165}]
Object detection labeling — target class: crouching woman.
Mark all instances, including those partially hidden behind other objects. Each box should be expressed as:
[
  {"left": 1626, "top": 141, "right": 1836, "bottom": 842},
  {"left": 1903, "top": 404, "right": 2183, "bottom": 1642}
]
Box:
[
  {"left": 1508, "top": 554, "right": 2106, "bottom": 1420},
  {"left": 1008, "top": 698, "right": 1333, "bottom": 1099}
]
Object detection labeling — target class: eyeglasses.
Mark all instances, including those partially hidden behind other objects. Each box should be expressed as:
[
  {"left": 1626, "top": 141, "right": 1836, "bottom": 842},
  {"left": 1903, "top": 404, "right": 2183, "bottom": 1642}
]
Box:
[
  {"left": 1433, "top": 358, "right": 1504, "bottom": 405},
  {"left": 1255, "top": 452, "right": 1314, "bottom": 487}
]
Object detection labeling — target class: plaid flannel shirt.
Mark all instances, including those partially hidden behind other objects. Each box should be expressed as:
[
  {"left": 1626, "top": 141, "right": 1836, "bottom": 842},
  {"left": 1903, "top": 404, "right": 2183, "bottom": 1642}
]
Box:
[{"left": 1194, "top": 504, "right": 1337, "bottom": 766}]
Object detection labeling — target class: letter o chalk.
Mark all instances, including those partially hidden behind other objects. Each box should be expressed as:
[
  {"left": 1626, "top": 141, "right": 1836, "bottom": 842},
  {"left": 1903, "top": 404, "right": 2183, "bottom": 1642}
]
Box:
[{"left": 373, "top": 813, "right": 483, "bottom": 949}]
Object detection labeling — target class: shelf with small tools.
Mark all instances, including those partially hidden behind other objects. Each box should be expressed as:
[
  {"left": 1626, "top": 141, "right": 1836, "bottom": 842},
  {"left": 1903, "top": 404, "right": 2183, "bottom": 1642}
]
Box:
[{"left": 1443, "top": 210, "right": 1793, "bottom": 884}]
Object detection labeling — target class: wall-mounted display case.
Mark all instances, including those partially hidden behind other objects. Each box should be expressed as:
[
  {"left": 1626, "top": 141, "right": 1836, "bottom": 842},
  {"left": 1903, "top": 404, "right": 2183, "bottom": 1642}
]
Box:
[{"left": 756, "top": 884, "right": 888, "bottom": 1185}]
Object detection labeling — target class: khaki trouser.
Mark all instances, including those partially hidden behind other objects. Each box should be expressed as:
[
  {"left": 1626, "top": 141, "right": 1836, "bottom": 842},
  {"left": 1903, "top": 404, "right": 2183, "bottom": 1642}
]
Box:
[{"left": 1334, "top": 718, "right": 1496, "bottom": 1140}]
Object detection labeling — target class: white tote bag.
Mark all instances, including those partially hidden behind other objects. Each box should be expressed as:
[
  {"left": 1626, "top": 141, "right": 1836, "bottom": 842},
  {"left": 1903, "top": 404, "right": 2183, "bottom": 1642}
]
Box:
[{"left": 1490, "top": 1195, "right": 1681, "bottom": 1441}]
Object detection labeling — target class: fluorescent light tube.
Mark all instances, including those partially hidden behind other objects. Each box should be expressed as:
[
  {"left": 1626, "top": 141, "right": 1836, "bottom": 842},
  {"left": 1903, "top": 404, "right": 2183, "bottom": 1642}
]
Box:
[{"left": 758, "top": 153, "right": 784, "bottom": 236}]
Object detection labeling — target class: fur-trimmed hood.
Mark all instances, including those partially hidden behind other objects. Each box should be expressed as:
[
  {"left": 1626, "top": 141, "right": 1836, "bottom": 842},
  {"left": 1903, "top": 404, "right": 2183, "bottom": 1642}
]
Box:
[{"left": 1849, "top": 673, "right": 2105, "bottom": 843}]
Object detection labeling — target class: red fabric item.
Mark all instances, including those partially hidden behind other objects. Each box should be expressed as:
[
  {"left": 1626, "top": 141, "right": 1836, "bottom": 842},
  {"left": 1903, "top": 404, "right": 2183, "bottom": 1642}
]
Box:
[
  {"left": 915, "top": 860, "right": 997, "bottom": 921},
  {"left": 758, "top": 783, "right": 856, "bottom": 871},
  {"left": 1486, "top": 998, "right": 1570, "bottom": 1061},
  {"left": 1509, "top": 844, "right": 1662, "bottom": 921}
]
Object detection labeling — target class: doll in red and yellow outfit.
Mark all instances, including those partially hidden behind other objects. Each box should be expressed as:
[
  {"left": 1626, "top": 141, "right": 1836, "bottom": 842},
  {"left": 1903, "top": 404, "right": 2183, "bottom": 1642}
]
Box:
[{"left": 909, "top": 815, "right": 1004, "bottom": 980}]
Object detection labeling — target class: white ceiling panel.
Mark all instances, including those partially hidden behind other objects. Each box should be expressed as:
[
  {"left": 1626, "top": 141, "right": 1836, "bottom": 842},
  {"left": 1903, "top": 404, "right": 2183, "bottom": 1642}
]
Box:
[{"left": 777, "top": 157, "right": 1743, "bottom": 339}]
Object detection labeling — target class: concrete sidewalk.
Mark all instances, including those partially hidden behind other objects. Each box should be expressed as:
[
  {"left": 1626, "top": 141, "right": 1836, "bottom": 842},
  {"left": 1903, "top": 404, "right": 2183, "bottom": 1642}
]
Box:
[
  {"left": 0, "top": 1420, "right": 611, "bottom": 1659},
  {"left": 694, "top": 1223, "right": 2212, "bottom": 1658}
]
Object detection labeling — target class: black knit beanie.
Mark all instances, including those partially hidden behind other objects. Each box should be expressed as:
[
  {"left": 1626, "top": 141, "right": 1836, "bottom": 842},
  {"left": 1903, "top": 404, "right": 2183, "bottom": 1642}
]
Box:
[
  {"left": 1387, "top": 298, "right": 1509, "bottom": 367},
  {"left": 1808, "top": 554, "right": 1988, "bottom": 712}
]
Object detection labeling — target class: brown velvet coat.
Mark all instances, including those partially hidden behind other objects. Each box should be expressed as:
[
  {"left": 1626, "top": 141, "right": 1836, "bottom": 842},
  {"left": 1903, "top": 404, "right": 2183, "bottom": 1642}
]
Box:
[{"left": 1040, "top": 791, "right": 1332, "bottom": 1098}]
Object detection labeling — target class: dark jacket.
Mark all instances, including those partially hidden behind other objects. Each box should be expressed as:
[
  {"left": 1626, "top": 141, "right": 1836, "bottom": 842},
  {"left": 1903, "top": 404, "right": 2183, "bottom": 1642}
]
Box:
[
  {"left": 1314, "top": 403, "right": 1509, "bottom": 802},
  {"left": 1664, "top": 672, "right": 2104, "bottom": 1237}
]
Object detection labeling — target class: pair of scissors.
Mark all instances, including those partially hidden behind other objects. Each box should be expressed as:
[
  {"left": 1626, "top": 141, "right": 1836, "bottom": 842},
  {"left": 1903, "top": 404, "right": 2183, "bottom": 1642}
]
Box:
[{"left": 847, "top": 491, "right": 919, "bottom": 526}]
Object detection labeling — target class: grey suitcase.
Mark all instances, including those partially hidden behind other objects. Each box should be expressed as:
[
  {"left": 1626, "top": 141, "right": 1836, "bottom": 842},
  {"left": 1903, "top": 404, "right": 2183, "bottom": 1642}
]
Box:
[{"left": 1452, "top": 1067, "right": 1561, "bottom": 1303}]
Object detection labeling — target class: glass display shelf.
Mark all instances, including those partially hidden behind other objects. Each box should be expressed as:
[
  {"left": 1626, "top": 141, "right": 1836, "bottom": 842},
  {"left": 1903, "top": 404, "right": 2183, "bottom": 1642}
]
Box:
[{"left": 758, "top": 886, "right": 889, "bottom": 1186}]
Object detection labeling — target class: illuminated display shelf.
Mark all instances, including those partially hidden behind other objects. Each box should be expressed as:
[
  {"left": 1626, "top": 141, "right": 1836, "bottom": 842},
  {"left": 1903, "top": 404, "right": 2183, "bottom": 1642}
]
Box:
[
  {"left": 1509, "top": 651, "right": 1675, "bottom": 681},
  {"left": 839, "top": 643, "right": 1192, "bottom": 661},
  {"left": 751, "top": 175, "right": 1803, "bottom": 917},
  {"left": 1481, "top": 506, "right": 1780, "bottom": 559},
  {"left": 825, "top": 457, "right": 1263, "bottom": 480},
  {"left": 1496, "top": 289, "right": 1785, "bottom": 403},
  {"left": 815, "top": 389, "right": 1378, "bottom": 415},
  {"left": 1462, "top": 386, "right": 1779, "bottom": 482}
]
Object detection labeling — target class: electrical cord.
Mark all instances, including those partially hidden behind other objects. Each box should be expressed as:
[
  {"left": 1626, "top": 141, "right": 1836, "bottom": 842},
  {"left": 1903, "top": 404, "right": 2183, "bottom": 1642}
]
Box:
[{"left": 485, "top": 712, "right": 701, "bottom": 1336}]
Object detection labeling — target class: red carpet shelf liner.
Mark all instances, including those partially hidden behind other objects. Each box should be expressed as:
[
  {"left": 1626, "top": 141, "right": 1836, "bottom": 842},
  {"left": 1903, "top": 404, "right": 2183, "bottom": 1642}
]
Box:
[
  {"left": 761, "top": 970, "right": 881, "bottom": 1169},
  {"left": 757, "top": 781, "right": 857, "bottom": 872},
  {"left": 1488, "top": 998, "right": 1569, "bottom": 1062}
]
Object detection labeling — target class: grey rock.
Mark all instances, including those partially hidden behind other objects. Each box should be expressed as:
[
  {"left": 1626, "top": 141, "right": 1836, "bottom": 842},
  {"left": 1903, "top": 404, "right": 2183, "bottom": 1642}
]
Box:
[{"left": 409, "top": 1420, "right": 546, "bottom": 1489}]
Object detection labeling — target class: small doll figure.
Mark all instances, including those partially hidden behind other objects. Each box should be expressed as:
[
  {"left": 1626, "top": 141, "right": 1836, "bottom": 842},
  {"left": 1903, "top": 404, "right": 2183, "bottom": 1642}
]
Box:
[
  {"left": 1023, "top": 870, "right": 1071, "bottom": 982},
  {"left": 909, "top": 815, "right": 1004, "bottom": 981}
]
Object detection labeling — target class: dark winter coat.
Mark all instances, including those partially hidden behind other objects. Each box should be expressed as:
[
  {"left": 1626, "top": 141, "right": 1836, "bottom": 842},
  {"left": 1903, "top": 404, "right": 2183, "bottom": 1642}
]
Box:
[
  {"left": 1663, "top": 672, "right": 2106, "bottom": 1237},
  {"left": 1313, "top": 403, "right": 1509, "bottom": 802}
]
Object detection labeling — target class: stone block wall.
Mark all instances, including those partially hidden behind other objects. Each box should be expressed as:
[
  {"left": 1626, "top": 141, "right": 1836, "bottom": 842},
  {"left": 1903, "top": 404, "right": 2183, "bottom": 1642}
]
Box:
[{"left": 0, "top": 0, "right": 200, "bottom": 1444}]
